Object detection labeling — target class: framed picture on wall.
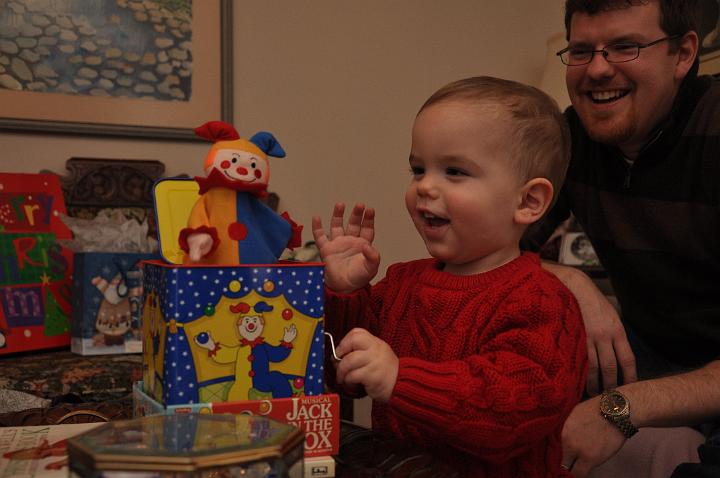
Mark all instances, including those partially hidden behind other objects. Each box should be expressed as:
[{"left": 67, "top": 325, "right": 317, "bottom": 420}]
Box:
[
  {"left": 0, "top": 0, "right": 232, "bottom": 140},
  {"left": 698, "top": 0, "right": 720, "bottom": 75}
]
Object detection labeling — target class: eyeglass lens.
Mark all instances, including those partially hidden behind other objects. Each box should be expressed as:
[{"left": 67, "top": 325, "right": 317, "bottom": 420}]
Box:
[
  {"left": 559, "top": 35, "right": 679, "bottom": 66},
  {"left": 562, "top": 44, "right": 639, "bottom": 65}
]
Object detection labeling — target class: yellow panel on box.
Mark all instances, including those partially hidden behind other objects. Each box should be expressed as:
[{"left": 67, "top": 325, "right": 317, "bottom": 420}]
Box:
[{"left": 141, "top": 260, "right": 326, "bottom": 406}]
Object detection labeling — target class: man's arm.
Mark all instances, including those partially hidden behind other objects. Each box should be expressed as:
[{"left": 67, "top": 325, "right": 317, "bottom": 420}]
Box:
[
  {"left": 562, "top": 360, "right": 720, "bottom": 477},
  {"left": 626, "top": 359, "right": 720, "bottom": 427},
  {"left": 542, "top": 262, "right": 637, "bottom": 395}
]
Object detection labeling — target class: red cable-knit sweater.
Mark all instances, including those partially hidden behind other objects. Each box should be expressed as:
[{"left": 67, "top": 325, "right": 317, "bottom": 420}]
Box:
[{"left": 325, "top": 253, "right": 587, "bottom": 477}]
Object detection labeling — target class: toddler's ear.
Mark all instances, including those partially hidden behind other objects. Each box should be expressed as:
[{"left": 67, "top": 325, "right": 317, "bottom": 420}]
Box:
[{"left": 515, "top": 178, "right": 553, "bottom": 225}]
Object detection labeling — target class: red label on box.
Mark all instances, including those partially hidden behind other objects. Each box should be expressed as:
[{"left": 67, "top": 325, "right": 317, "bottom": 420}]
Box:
[{"left": 213, "top": 394, "right": 339, "bottom": 457}]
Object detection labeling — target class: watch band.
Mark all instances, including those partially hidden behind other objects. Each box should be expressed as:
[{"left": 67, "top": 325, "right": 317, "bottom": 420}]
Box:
[{"left": 610, "top": 414, "right": 639, "bottom": 439}]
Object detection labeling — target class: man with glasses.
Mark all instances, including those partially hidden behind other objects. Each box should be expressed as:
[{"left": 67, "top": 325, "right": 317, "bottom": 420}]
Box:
[{"left": 523, "top": 0, "right": 720, "bottom": 476}]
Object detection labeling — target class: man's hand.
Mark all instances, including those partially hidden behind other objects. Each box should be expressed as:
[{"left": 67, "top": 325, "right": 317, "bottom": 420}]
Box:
[
  {"left": 312, "top": 203, "right": 381, "bottom": 294},
  {"left": 187, "top": 233, "right": 214, "bottom": 262},
  {"left": 334, "top": 328, "right": 399, "bottom": 403},
  {"left": 543, "top": 263, "right": 637, "bottom": 395},
  {"left": 580, "top": 285, "right": 637, "bottom": 395},
  {"left": 561, "top": 397, "right": 627, "bottom": 477}
]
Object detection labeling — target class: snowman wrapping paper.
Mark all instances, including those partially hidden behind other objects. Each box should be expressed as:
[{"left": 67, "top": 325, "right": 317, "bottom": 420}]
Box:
[{"left": 71, "top": 252, "right": 158, "bottom": 355}]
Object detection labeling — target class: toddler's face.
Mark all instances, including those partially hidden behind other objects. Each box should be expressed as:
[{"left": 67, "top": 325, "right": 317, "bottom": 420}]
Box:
[{"left": 405, "top": 101, "right": 525, "bottom": 275}]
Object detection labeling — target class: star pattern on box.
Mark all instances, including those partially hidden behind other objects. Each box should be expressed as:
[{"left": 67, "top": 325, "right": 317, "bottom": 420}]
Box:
[{"left": 144, "top": 263, "right": 326, "bottom": 405}]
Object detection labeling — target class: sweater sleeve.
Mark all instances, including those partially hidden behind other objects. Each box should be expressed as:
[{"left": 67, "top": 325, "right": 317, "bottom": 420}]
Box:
[
  {"left": 323, "top": 275, "right": 389, "bottom": 340},
  {"left": 384, "top": 280, "right": 587, "bottom": 463}
]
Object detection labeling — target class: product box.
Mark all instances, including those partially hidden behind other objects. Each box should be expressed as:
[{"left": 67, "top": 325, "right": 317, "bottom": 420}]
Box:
[
  {"left": 304, "top": 455, "right": 336, "bottom": 477},
  {"left": 142, "top": 260, "right": 326, "bottom": 406},
  {"left": 0, "top": 173, "right": 73, "bottom": 355},
  {"left": 133, "top": 381, "right": 340, "bottom": 457},
  {"left": 71, "top": 252, "right": 158, "bottom": 355}
]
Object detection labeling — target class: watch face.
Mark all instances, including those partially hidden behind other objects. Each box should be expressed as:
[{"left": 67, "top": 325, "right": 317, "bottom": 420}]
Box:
[{"left": 601, "top": 391, "right": 628, "bottom": 416}]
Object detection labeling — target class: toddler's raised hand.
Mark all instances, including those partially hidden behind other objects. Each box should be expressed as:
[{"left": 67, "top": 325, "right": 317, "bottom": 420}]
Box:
[
  {"left": 312, "top": 203, "right": 380, "bottom": 293},
  {"left": 334, "top": 328, "right": 398, "bottom": 403}
]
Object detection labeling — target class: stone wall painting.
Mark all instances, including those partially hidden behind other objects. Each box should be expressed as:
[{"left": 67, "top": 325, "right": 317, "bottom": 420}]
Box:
[{"left": 0, "top": 0, "right": 232, "bottom": 139}]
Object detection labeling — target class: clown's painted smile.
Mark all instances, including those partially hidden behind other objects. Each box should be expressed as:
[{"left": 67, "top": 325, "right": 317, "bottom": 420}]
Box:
[{"left": 213, "top": 150, "right": 268, "bottom": 185}]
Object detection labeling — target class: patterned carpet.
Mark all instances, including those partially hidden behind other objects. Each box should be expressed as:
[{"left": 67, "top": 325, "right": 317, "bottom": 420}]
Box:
[{"left": 0, "top": 349, "right": 141, "bottom": 425}]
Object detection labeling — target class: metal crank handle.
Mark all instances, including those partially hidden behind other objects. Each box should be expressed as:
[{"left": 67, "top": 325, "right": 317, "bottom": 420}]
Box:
[{"left": 324, "top": 332, "right": 342, "bottom": 361}]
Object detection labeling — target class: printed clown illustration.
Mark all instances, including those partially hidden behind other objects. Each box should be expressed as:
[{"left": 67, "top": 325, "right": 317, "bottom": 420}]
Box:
[
  {"left": 179, "top": 121, "right": 302, "bottom": 265},
  {"left": 195, "top": 301, "right": 300, "bottom": 399},
  {"left": 141, "top": 262, "right": 325, "bottom": 406}
]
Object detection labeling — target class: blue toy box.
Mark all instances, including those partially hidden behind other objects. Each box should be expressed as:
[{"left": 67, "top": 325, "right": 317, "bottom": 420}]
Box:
[{"left": 142, "top": 260, "right": 325, "bottom": 406}]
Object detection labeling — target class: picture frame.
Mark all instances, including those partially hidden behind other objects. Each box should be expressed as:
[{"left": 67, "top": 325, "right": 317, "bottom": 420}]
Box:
[
  {"left": 698, "top": 0, "right": 720, "bottom": 75},
  {"left": 0, "top": 0, "right": 233, "bottom": 140},
  {"left": 558, "top": 232, "right": 600, "bottom": 267}
]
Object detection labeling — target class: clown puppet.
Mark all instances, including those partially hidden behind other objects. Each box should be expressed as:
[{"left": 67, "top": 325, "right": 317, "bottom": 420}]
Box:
[{"left": 179, "top": 121, "right": 302, "bottom": 264}]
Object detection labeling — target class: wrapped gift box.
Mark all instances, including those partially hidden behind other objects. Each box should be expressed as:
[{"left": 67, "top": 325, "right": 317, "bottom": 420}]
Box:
[
  {"left": 133, "top": 381, "right": 340, "bottom": 457},
  {"left": 0, "top": 173, "right": 73, "bottom": 355},
  {"left": 142, "top": 260, "right": 326, "bottom": 407},
  {"left": 71, "top": 252, "right": 158, "bottom": 355}
]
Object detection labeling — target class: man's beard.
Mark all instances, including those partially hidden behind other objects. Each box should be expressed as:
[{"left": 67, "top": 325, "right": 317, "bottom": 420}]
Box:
[{"left": 582, "top": 111, "right": 636, "bottom": 147}]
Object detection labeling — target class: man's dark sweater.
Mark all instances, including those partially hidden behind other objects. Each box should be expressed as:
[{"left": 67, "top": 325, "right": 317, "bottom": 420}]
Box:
[{"left": 525, "top": 63, "right": 720, "bottom": 369}]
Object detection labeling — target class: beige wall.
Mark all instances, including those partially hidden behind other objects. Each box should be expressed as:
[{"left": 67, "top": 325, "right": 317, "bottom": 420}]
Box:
[
  {"left": 0, "top": 0, "right": 567, "bottom": 424},
  {"left": 236, "top": 0, "right": 566, "bottom": 273},
  {"left": 0, "top": 0, "right": 566, "bottom": 272}
]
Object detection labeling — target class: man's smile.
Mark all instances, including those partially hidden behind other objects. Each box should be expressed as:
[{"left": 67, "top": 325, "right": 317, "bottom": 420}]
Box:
[{"left": 587, "top": 88, "right": 631, "bottom": 104}]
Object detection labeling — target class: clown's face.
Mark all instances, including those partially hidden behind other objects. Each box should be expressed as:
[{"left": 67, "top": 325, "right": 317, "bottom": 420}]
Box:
[
  {"left": 238, "top": 315, "right": 264, "bottom": 341},
  {"left": 210, "top": 149, "right": 269, "bottom": 187}
]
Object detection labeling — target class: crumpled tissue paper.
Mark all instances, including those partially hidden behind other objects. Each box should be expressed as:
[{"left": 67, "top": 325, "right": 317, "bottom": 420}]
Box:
[{"left": 59, "top": 209, "right": 158, "bottom": 253}]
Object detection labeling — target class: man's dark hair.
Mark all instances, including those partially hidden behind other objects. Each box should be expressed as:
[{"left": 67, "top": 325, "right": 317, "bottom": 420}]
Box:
[{"left": 564, "top": 0, "right": 698, "bottom": 40}]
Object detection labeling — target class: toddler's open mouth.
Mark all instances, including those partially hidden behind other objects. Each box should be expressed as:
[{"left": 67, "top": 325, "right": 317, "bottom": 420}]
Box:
[{"left": 424, "top": 213, "right": 449, "bottom": 228}]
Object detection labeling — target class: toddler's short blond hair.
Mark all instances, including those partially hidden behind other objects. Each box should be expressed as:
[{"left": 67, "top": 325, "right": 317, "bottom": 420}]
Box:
[{"left": 419, "top": 76, "right": 571, "bottom": 198}]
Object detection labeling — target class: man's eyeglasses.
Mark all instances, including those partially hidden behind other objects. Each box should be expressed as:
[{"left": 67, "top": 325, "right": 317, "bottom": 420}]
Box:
[{"left": 556, "top": 35, "right": 681, "bottom": 66}]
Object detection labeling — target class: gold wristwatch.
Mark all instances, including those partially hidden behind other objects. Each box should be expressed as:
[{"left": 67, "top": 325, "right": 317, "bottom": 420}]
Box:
[{"left": 600, "top": 389, "right": 638, "bottom": 439}]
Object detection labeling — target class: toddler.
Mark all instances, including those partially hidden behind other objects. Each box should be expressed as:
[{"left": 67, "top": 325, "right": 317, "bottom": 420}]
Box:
[{"left": 313, "top": 76, "right": 587, "bottom": 477}]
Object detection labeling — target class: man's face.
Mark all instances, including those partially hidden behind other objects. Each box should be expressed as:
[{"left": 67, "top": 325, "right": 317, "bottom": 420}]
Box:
[{"left": 565, "top": 2, "right": 685, "bottom": 156}]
